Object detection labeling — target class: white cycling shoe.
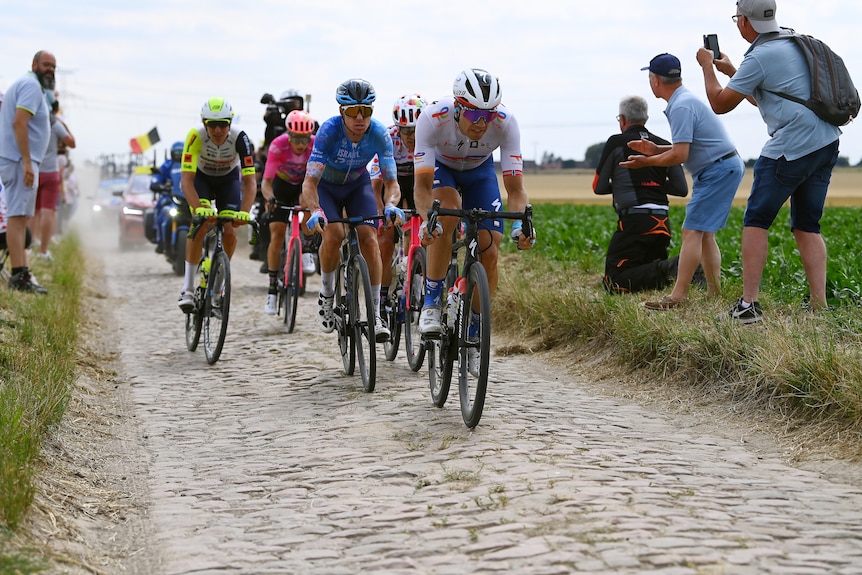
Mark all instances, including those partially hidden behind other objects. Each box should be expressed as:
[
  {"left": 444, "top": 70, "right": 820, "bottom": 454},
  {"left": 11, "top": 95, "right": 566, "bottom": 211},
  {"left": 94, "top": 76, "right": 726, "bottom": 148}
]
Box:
[
  {"left": 318, "top": 293, "right": 335, "bottom": 333},
  {"left": 418, "top": 306, "right": 443, "bottom": 336},
  {"left": 374, "top": 316, "right": 390, "bottom": 343},
  {"left": 264, "top": 293, "right": 278, "bottom": 316}
]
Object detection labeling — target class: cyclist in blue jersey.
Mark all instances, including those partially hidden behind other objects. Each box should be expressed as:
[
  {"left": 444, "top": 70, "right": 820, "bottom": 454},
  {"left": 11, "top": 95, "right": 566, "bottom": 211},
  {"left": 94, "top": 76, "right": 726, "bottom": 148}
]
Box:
[{"left": 301, "top": 78, "right": 403, "bottom": 343}]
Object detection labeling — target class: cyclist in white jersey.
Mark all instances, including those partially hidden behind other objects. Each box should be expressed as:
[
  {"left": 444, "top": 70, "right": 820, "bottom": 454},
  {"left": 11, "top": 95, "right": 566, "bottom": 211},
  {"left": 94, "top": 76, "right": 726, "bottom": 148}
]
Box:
[
  {"left": 176, "top": 97, "right": 256, "bottom": 312},
  {"left": 414, "top": 69, "right": 535, "bottom": 336}
]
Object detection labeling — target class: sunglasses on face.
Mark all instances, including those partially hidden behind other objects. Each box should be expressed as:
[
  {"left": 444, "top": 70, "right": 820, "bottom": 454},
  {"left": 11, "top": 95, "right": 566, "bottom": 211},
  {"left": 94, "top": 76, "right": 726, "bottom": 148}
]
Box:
[
  {"left": 341, "top": 105, "right": 374, "bottom": 118},
  {"left": 290, "top": 135, "right": 311, "bottom": 145},
  {"left": 460, "top": 107, "right": 498, "bottom": 124},
  {"left": 205, "top": 120, "right": 231, "bottom": 129},
  {"left": 399, "top": 126, "right": 416, "bottom": 136}
]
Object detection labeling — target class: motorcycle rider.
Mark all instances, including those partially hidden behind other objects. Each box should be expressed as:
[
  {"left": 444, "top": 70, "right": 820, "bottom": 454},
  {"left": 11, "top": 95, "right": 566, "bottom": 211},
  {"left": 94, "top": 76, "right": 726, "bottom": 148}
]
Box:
[{"left": 152, "top": 141, "right": 184, "bottom": 254}]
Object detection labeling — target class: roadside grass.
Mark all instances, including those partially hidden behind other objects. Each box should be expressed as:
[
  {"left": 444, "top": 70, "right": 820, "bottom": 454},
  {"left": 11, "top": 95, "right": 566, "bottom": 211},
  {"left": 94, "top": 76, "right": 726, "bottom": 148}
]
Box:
[
  {"left": 495, "top": 204, "right": 862, "bottom": 451},
  {"left": 0, "top": 234, "right": 82, "bottom": 571}
]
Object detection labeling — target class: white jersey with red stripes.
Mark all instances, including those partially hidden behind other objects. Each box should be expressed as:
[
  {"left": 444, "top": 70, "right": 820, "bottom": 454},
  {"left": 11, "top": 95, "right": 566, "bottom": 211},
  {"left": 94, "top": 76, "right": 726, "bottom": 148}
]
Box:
[{"left": 413, "top": 96, "right": 523, "bottom": 177}]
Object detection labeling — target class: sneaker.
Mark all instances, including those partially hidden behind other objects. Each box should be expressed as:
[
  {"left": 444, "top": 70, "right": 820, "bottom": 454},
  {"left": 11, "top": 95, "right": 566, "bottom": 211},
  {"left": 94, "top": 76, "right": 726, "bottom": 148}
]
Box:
[
  {"left": 36, "top": 250, "right": 54, "bottom": 262},
  {"left": 177, "top": 291, "right": 194, "bottom": 313},
  {"left": 264, "top": 293, "right": 278, "bottom": 315},
  {"left": 302, "top": 252, "right": 316, "bottom": 275},
  {"left": 718, "top": 297, "right": 763, "bottom": 324},
  {"left": 8, "top": 269, "right": 48, "bottom": 294},
  {"left": 317, "top": 293, "right": 335, "bottom": 333},
  {"left": 374, "top": 315, "right": 390, "bottom": 343},
  {"left": 418, "top": 306, "right": 443, "bottom": 336}
]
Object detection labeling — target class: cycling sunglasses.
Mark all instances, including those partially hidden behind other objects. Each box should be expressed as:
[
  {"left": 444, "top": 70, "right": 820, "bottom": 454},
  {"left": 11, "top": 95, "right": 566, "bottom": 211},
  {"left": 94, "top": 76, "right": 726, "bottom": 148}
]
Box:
[
  {"left": 289, "top": 135, "right": 311, "bottom": 144},
  {"left": 399, "top": 126, "right": 416, "bottom": 136},
  {"left": 460, "top": 107, "right": 498, "bottom": 124},
  {"left": 205, "top": 120, "right": 231, "bottom": 129},
  {"left": 341, "top": 105, "right": 374, "bottom": 118}
]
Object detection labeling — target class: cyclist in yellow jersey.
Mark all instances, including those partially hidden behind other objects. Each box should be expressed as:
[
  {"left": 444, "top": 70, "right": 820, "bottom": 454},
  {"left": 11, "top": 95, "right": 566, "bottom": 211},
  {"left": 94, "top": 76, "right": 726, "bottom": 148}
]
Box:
[{"left": 177, "top": 97, "right": 256, "bottom": 312}]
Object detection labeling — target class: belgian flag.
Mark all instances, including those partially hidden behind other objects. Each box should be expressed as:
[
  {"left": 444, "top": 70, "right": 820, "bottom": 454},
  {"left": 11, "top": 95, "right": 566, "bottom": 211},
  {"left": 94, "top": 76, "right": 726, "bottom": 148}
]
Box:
[{"left": 129, "top": 127, "right": 161, "bottom": 154}]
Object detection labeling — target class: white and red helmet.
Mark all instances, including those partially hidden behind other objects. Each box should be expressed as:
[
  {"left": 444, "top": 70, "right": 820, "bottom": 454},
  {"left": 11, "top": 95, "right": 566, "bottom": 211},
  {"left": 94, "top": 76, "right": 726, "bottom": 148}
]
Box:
[{"left": 392, "top": 93, "right": 427, "bottom": 127}]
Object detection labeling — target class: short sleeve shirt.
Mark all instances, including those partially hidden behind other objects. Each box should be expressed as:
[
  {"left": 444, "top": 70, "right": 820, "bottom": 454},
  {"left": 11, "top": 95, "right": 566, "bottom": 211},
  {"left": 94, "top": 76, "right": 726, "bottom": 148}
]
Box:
[
  {"left": 664, "top": 86, "right": 737, "bottom": 176},
  {"left": 0, "top": 72, "right": 51, "bottom": 164}
]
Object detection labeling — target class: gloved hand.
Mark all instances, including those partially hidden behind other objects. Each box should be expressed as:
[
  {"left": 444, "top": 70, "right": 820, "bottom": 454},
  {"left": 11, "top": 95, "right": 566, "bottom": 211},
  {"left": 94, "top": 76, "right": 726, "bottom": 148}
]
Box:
[
  {"left": 195, "top": 204, "right": 217, "bottom": 218},
  {"left": 235, "top": 210, "right": 250, "bottom": 222},
  {"left": 510, "top": 220, "right": 536, "bottom": 250},
  {"left": 306, "top": 208, "right": 327, "bottom": 233},
  {"left": 418, "top": 219, "right": 443, "bottom": 246},
  {"left": 384, "top": 202, "right": 405, "bottom": 227}
]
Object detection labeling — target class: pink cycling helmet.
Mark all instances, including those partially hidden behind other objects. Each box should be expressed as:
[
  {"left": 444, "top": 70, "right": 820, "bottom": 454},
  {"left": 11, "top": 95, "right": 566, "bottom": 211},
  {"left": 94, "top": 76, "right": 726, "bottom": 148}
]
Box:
[{"left": 285, "top": 110, "right": 315, "bottom": 135}]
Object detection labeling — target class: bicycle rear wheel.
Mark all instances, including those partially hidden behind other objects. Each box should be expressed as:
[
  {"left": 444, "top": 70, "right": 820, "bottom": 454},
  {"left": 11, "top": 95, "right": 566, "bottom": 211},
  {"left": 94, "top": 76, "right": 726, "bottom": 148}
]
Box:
[
  {"left": 351, "top": 255, "right": 377, "bottom": 392},
  {"left": 458, "top": 263, "right": 491, "bottom": 428},
  {"left": 203, "top": 251, "right": 231, "bottom": 365},
  {"left": 404, "top": 247, "right": 427, "bottom": 372},
  {"left": 185, "top": 287, "right": 204, "bottom": 352},
  {"left": 336, "top": 260, "right": 355, "bottom": 376},
  {"left": 283, "top": 240, "right": 300, "bottom": 333}
]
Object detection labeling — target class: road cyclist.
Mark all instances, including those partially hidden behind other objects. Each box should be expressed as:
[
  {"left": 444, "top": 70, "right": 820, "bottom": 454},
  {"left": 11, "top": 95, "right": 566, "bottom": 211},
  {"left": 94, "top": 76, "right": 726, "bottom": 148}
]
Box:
[
  {"left": 176, "top": 97, "right": 256, "bottom": 313},
  {"left": 300, "top": 78, "right": 403, "bottom": 346},
  {"left": 370, "top": 94, "right": 426, "bottom": 314},
  {"left": 260, "top": 109, "right": 316, "bottom": 316}
]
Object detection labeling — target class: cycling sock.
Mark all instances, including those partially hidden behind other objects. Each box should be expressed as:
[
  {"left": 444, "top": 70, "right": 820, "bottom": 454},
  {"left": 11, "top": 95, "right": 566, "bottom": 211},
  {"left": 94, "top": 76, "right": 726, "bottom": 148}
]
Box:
[
  {"left": 379, "top": 285, "right": 389, "bottom": 307},
  {"left": 183, "top": 262, "right": 195, "bottom": 292},
  {"left": 372, "top": 284, "right": 381, "bottom": 318},
  {"left": 424, "top": 278, "right": 443, "bottom": 308},
  {"left": 320, "top": 270, "right": 336, "bottom": 297},
  {"left": 268, "top": 270, "right": 278, "bottom": 292},
  {"left": 468, "top": 310, "right": 481, "bottom": 339}
]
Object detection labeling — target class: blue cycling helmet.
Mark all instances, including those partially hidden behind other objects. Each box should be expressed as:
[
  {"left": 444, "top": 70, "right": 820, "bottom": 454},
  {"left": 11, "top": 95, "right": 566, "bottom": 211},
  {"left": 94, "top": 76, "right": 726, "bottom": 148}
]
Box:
[
  {"left": 170, "top": 141, "right": 183, "bottom": 154},
  {"left": 336, "top": 79, "right": 376, "bottom": 106}
]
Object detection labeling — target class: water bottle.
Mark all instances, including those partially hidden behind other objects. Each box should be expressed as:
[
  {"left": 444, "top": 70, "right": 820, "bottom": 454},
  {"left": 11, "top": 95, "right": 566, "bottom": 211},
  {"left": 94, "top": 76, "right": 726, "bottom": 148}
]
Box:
[
  {"left": 446, "top": 287, "right": 458, "bottom": 330},
  {"left": 200, "top": 257, "right": 211, "bottom": 288}
]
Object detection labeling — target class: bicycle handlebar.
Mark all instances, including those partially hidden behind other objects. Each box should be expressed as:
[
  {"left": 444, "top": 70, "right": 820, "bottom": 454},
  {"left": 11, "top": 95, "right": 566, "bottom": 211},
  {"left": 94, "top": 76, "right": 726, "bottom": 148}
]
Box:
[
  {"left": 188, "top": 214, "right": 260, "bottom": 244},
  {"left": 426, "top": 199, "right": 533, "bottom": 243}
]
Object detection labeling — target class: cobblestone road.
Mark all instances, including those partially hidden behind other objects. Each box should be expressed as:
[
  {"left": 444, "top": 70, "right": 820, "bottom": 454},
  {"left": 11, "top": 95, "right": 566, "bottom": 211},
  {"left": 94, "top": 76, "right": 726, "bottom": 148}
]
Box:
[{"left": 92, "top": 231, "right": 862, "bottom": 575}]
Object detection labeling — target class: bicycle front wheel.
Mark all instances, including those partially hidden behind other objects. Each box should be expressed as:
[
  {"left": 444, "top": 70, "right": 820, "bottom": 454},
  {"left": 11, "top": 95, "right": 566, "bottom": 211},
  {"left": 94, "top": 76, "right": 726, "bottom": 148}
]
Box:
[
  {"left": 351, "top": 255, "right": 377, "bottom": 392},
  {"left": 404, "top": 247, "right": 426, "bottom": 372},
  {"left": 458, "top": 263, "right": 491, "bottom": 428},
  {"left": 283, "top": 240, "right": 300, "bottom": 333},
  {"left": 203, "top": 251, "right": 231, "bottom": 365}
]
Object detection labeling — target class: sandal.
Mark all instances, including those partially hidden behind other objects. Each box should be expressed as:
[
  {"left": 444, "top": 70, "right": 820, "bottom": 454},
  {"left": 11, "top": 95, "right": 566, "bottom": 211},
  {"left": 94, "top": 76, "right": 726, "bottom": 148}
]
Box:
[{"left": 644, "top": 294, "right": 686, "bottom": 310}]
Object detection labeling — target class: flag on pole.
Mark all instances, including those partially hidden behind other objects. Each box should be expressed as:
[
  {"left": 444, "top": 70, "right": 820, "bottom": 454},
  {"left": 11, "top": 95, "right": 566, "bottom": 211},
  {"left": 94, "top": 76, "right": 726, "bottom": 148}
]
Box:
[{"left": 129, "top": 127, "right": 161, "bottom": 154}]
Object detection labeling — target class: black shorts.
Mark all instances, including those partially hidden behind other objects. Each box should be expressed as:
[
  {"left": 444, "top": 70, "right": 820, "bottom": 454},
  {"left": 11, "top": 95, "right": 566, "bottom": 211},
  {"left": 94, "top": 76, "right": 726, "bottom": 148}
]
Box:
[{"left": 269, "top": 178, "right": 302, "bottom": 224}]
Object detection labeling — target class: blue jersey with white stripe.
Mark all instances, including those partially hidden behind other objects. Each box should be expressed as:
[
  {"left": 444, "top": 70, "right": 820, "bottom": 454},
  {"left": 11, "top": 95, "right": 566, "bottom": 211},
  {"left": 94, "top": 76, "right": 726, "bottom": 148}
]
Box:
[{"left": 306, "top": 116, "right": 397, "bottom": 184}]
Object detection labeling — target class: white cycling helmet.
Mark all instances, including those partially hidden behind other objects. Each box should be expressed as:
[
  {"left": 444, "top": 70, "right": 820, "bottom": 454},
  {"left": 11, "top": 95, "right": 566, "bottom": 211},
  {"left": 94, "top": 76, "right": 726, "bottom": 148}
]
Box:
[
  {"left": 452, "top": 68, "right": 501, "bottom": 110},
  {"left": 200, "top": 97, "right": 234, "bottom": 121},
  {"left": 392, "top": 93, "right": 427, "bottom": 127}
]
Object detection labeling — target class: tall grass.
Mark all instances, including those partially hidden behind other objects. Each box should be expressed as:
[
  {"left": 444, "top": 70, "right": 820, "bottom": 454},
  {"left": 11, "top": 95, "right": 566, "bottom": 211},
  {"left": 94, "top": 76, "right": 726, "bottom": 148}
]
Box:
[
  {"left": 0, "top": 235, "right": 82, "bottom": 540},
  {"left": 495, "top": 204, "right": 862, "bottom": 440}
]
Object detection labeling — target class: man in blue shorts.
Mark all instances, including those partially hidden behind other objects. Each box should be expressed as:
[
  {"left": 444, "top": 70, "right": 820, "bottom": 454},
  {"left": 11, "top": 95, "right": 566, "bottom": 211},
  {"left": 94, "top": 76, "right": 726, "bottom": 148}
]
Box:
[
  {"left": 622, "top": 53, "right": 744, "bottom": 310},
  {"left": 0, "top": 50, "right": 54, "bottom": 293},
  {"left": 700, "top": 0, "right": 841, "bottom": 323},
  {"left": 301, "top": 79, "right": 403, "bottom": 342}
]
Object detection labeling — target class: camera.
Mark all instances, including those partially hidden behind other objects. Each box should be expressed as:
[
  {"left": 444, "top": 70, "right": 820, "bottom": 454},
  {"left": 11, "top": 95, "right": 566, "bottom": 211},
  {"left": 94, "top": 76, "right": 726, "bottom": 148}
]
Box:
[{"left": 261, "top": 90, "right": 305, "bottom": 147}]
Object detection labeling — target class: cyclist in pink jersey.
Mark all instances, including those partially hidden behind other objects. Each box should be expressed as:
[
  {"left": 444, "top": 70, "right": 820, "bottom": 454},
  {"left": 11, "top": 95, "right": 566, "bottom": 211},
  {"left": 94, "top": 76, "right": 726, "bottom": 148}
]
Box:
[
  {"left": 261, "top": 110, "right": 315, "bottom": 315},
  {"left": 413, "top": 68, "right": 535, "bottom": 336}
]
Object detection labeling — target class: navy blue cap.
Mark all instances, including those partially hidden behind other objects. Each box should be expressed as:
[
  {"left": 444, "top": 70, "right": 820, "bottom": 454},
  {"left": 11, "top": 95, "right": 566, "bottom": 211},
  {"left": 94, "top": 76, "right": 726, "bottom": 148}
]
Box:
[{"left": 641, "top": 53, "right": 682, "bottom": 78}]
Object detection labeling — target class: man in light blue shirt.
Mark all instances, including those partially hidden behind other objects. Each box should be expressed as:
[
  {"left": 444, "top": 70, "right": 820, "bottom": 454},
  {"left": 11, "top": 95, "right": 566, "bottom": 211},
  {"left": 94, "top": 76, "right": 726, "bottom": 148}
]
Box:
[
  {"left": 700, "top": 0, "right": 841, "bottom": 323},
  {"left": 0, "top": 50, "right": 55, "bottom": 293}
]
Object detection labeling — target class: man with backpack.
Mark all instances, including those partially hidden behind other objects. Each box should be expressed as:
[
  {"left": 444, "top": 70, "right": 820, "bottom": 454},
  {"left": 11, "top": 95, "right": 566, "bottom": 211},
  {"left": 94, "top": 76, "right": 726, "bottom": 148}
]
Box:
[{"left": 700, "top": 0, "right": 845, "bottom": 323}]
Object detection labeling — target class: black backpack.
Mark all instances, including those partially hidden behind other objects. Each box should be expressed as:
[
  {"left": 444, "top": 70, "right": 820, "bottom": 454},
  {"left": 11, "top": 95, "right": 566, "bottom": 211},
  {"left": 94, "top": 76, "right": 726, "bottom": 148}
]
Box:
[{"left": 756, "top": 29, "right": 860, "bottom": 126}]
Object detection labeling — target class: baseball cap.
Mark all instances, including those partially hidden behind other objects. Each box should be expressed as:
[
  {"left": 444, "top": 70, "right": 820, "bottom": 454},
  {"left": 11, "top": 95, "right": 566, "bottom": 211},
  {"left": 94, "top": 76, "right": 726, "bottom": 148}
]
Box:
[
  {"left": 640, "top": 54, "right": 682, "bottom": 79},
  {"left": 737, "top": 0, "right": 780, "bottom": 34}
]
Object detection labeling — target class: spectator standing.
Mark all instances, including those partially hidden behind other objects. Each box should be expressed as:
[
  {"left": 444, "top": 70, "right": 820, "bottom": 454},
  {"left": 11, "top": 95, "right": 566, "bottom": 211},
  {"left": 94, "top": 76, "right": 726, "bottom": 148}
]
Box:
[
  {"left": 701, "top": 0, "right": 841, "bottom": 323},
  {"left": 621, "top": 53, "right": 744, "bottom": 309},
  {"left": 0, "top": 50, "right": 55, "bottom": 293},
  {"left": 593, "top": 95, "right": 689, "bottom": 293}
]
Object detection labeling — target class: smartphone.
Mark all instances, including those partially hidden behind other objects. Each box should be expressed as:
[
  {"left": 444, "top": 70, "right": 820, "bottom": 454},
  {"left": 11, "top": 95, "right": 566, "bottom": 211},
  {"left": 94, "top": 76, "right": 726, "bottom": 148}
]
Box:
[{"left": 704, "top": 34, "right": 720, "bottom": 59}]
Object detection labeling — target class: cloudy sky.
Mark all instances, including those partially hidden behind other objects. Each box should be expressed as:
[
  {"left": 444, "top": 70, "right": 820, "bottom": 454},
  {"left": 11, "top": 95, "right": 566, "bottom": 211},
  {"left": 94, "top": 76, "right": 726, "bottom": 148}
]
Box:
[{"left": 2, "top": 0, "right": 861, "bottom": 172}]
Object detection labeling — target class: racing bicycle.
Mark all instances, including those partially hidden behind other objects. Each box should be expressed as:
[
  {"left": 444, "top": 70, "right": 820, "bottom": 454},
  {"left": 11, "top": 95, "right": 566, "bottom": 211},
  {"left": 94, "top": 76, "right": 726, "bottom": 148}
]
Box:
[
  {"left": 381, "top": 209, "right": 427, "bottom": 371},
  {"left": 321, "top": 214, "right": 386, "bottom": 393},
  {"left": 184, "top": 212, "right": 257, "bottom": 364},
  {"left": 424, "top": 199, "right": 533, "bottom": 428},
  {"left": 270, "top": 203, "right": 314, "bottom": 333}
]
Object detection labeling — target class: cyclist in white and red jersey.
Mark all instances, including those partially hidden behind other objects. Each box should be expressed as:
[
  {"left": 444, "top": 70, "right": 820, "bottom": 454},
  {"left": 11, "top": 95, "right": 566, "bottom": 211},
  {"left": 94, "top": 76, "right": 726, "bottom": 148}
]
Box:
[
  {"left": 261, "top": 109, "right": 316, "bottom": 315},
  {"left": 177, "top": 97, "right": 256, "bottom": 312},
  {"left": 370, "top": 93, "right": 426, "bottom": 312},
  {"left": 414, "top": 68, "right": 535, "bottom": 336},
  {"left": 301, "top": 79, "right": 403, "bottom": 342}
]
